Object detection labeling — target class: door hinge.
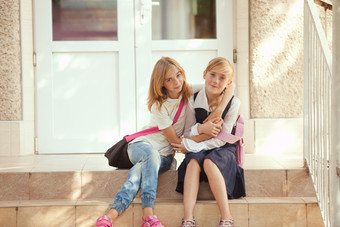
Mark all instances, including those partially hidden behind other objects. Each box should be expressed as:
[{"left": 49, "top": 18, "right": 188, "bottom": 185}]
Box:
[
  {"left": 233, "top": 49, "right": 237, "bottom": 64},
  {"left": 34, "top": 137, "right": 38, "bottom": 154},
  {"left": 33, "top": 52, "right": 37, "bottom": 67}
]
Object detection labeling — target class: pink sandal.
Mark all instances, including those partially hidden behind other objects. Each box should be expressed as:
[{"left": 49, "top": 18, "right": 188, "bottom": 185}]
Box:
[
  {"left": 219, "top": 218, "right": 234, "bottom": 227},
  {"left": 96, "top": 215, "right": 112, "bottom": 227},
  {"left": 180, "top": 217, "right": 196, "bottom": 227}
]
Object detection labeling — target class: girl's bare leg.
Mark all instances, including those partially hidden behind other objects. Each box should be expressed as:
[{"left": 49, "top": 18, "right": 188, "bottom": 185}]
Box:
[
  {"left": 183, "top": 159, "right": 201, "bottom": 220},
  {"left": 105, "top": 208, "right": 119, "bottom": 221},
  {"left": 142, "top": 207, "right": 154, "bottom": 219},
  {"left": 203, "top": 159, "right": 233, "bottom": 220}
]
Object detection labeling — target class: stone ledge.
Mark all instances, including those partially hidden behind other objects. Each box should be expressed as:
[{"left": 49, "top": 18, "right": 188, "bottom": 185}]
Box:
[
  {"left": 0, "top": 196, "right": 318, "bottom": 208},
  {"left": 0, "top": 197, "right": 323, "bottom": 227},
  {"left": 0, "top": 168, "right": 316, "bottom": 201}
]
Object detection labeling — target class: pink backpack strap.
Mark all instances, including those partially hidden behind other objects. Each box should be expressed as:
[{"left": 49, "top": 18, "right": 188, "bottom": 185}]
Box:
[
  {"left": 216, "top": 115, "right": 244, "bottom": 144},
  {"left": 124, "top": 98, "right": 185, "bottom": 142},
  {"left": 234, "top": 115, "right": 244, "bottom": 138}
]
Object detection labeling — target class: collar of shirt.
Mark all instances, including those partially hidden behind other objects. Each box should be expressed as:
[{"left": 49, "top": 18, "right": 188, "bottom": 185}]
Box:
[{"left": 193, "top": 87, "right": 210, "bottom": 111}]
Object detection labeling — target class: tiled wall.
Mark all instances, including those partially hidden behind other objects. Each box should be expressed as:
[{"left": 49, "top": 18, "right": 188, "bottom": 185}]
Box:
[
  {"left": 235, "top": 0, "right": 256, "bottom": 154},
  {"left": 0, "top": 122, "right": 20, "bottom": 156},
  {"left": 0, "top": 121, "right": 34, "bottom": 156},
  {"left": 246, "top": 0, "right": 305, "bottom": 155},
  {"left": 0, "top": 0, "right": 35, "bottom": 156}
]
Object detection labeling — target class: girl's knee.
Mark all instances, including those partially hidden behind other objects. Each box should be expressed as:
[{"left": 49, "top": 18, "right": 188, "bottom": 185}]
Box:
[
  {"left": 203, "top": 159, "right": 215, "bottom": 170},
  {"left": 148, "top": 149, "right": 160, "bottom": 160},
  {"left": 187, "top": 159, "right": 200, "bottom": 171},
  {"left": 144, "top": 148, "right": 161, "bottom": 166}
]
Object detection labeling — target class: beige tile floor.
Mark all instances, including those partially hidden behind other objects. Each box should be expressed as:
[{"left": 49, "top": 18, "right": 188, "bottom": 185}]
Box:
[{"left": 0, "top": 153, "right": 304, "bottom": 173}]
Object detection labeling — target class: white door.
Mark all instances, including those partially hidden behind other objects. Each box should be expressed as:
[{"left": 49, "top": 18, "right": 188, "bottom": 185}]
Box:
[
  {"left": 34, "top": 0, "right": 233, "bottom": 153},
  {"left": 134, "top": 0, "right": 233, "bottom": 129}
]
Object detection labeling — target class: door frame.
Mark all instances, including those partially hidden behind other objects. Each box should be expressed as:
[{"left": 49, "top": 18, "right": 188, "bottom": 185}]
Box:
[{"left": 34, "top": 0, "right": 136, "bottom": 153}]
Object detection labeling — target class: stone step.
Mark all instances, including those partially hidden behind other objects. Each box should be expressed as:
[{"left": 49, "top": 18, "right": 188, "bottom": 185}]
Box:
[
  {"left": 0, "top": 197, "right": 323, "bottom": 227},
  {"left": 0, "top": 168, "right": 316, "bottom": 201},
  {"left": 0, "top": 154, "right": 316, "bottom": 201}
]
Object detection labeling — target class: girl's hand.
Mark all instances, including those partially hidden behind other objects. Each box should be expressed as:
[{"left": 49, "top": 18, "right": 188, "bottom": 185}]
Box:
[
  {"left": 208, "top": 116, "right": 223, "bottom": 125},
  {"left": 198, "top": 119, "right": 223, "bottom": 137},
  {"left": 204, "top": 109, "right": 223, "bottom": 123},
  {"left": 171, "top": 142, "right": 189, "bottom": 154}
]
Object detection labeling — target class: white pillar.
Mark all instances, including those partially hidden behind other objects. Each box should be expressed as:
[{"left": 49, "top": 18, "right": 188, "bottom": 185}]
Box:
[{"left": 331, "top": 0, "right": 340, "bottom": 226}]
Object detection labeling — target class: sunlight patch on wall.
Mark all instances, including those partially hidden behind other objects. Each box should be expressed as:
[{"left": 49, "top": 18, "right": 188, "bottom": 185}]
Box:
[{"left": 250, "top": 0, "right": 304, "bottom": 118}]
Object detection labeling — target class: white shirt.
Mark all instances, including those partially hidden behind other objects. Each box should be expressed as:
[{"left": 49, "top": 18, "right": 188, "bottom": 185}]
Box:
[
  {"left": 182, "top": 87, "right": 240, "bottom": 152},
  {"left": 129, "top": 84, "right": 203, "bottom": 156},
  {"left": 131, "top": 97, "right": 186, "bottom": 156}
]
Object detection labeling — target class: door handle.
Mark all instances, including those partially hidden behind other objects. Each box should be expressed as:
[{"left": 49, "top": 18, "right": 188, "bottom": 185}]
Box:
[
  {"left": 141, "top": 0, "right": 159, "bottom": 9},
  {"left": 140, "top": 0, "right": 159, "bottom": 25}
]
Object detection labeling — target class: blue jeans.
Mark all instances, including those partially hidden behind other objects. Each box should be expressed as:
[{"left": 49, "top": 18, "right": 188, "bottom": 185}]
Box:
[{"left": 111, "top": 141, "right": 173, "bottom": 215}]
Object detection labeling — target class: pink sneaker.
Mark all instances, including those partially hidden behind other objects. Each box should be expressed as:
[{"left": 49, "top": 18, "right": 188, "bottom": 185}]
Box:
[
  {"left": 96, "top": 215, "right": 112, "bottom": 227},
  {"left": 141, "top": 215, "right": 164, "bottom": 227}
]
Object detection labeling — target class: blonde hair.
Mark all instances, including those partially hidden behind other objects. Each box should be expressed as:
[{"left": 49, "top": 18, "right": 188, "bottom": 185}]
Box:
[
  {"left": 147, "top": 57, "right": 192, "bottom": 111},
  {"left": 205, "top": 57, "right": 235, "bottom": 111}
]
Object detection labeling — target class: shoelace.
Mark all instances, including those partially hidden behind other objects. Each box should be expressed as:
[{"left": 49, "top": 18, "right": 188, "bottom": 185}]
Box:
[
  {"left": 181, "top": 219, "right": 196, "bottom": 227},
  {"left": 219, "top": 219, "right": 234, "bottom": 227}
]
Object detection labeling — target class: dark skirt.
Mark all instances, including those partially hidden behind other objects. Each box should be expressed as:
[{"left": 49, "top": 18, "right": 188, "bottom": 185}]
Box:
[{"left": 176, "top": 144, "right": 246, "bottom": 199}]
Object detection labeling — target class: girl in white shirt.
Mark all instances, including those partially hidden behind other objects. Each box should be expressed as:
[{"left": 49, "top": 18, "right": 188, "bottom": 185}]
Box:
[
  {"left": 172, "top": 57, "right": 246, "bottom": 227},
  {"left": 96, "top": 57, "right": 235, "bottom": 227}
]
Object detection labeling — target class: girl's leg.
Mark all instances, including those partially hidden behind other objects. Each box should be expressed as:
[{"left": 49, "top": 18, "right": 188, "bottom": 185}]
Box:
[
  {"left": 142, "top": 154, "right": 173, "bottom": 219},
  {"left": 108, "top": 162, "right": 143, "bottom": 219},
  {"left": 183, "top": 159, "right": 201, "bottom": 220},
  {"left": 136, "top": 144, "right": 160, "bottom": 217},
  {"left": 98, "top": 161, "right": 143, "bottom": 227},
  {"left": 127, "top": 142, "right": 171, "bottom": 219},
  {"left": 203, "top": 159, "right": 233, "bottom": 220}
]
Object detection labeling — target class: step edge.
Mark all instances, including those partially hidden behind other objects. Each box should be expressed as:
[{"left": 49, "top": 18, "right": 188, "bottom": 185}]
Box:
[{"left": 0, "top": 196, "right": 319, "bottom": 208}]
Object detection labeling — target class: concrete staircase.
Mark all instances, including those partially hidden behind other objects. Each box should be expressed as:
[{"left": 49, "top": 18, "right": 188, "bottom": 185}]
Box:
[{"left": 0, "top": 154, "right": 324, "bottom": 227}]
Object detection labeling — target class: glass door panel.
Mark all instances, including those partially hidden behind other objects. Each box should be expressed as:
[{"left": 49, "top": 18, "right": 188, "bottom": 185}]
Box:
[
  {"left": 52, "top": 0, "right": 118, "bottom": 41},
  {"left": 152, "top": 0, "right": 216, "bottom": 40}
]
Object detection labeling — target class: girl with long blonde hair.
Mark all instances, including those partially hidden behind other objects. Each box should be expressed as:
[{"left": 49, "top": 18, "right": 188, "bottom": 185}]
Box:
[
  {"left": 96, "top": 57, "right": 235, "bottom": 227},
  {"left": 173, "top": 57, "right": 246, "bottom": 227}
]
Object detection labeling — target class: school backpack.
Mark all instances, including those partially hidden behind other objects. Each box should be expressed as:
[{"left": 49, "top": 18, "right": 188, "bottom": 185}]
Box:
[{"left": 216, "top": 114, "right": 245, "bottom": 167}]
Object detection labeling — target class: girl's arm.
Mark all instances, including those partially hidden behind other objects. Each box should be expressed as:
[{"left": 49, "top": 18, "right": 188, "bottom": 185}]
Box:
[
  {"left": 204, "top": 83, "right": 235, "bottom": 123},
  {"left": 194, "top": 83, "right": 235, "bottom": 138},
  {"left": 149, "top": 103, "right": 183, "bottom": 145},
  {"left": 190, "top": 83, "right": 235, "bottom": 124},
  {"left": 186, "top": 134, "right": 212, "bottom": 143},
  {"left": 161, "top": 126, "right": 182, "bottom": 144},
  {"left": 173, "top": 97, "right": 240, "bottom": 153},
  {"left": 181, "top": 88, "right": 227, "bottom": 143}
]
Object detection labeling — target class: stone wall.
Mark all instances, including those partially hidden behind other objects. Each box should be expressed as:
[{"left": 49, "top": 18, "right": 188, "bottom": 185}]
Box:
[
  {"left": 250, "top": 0, "right": 304, "bottom": 118},
  {"left": 0, "top": 0, "right": 22, "bottom": 120}
]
